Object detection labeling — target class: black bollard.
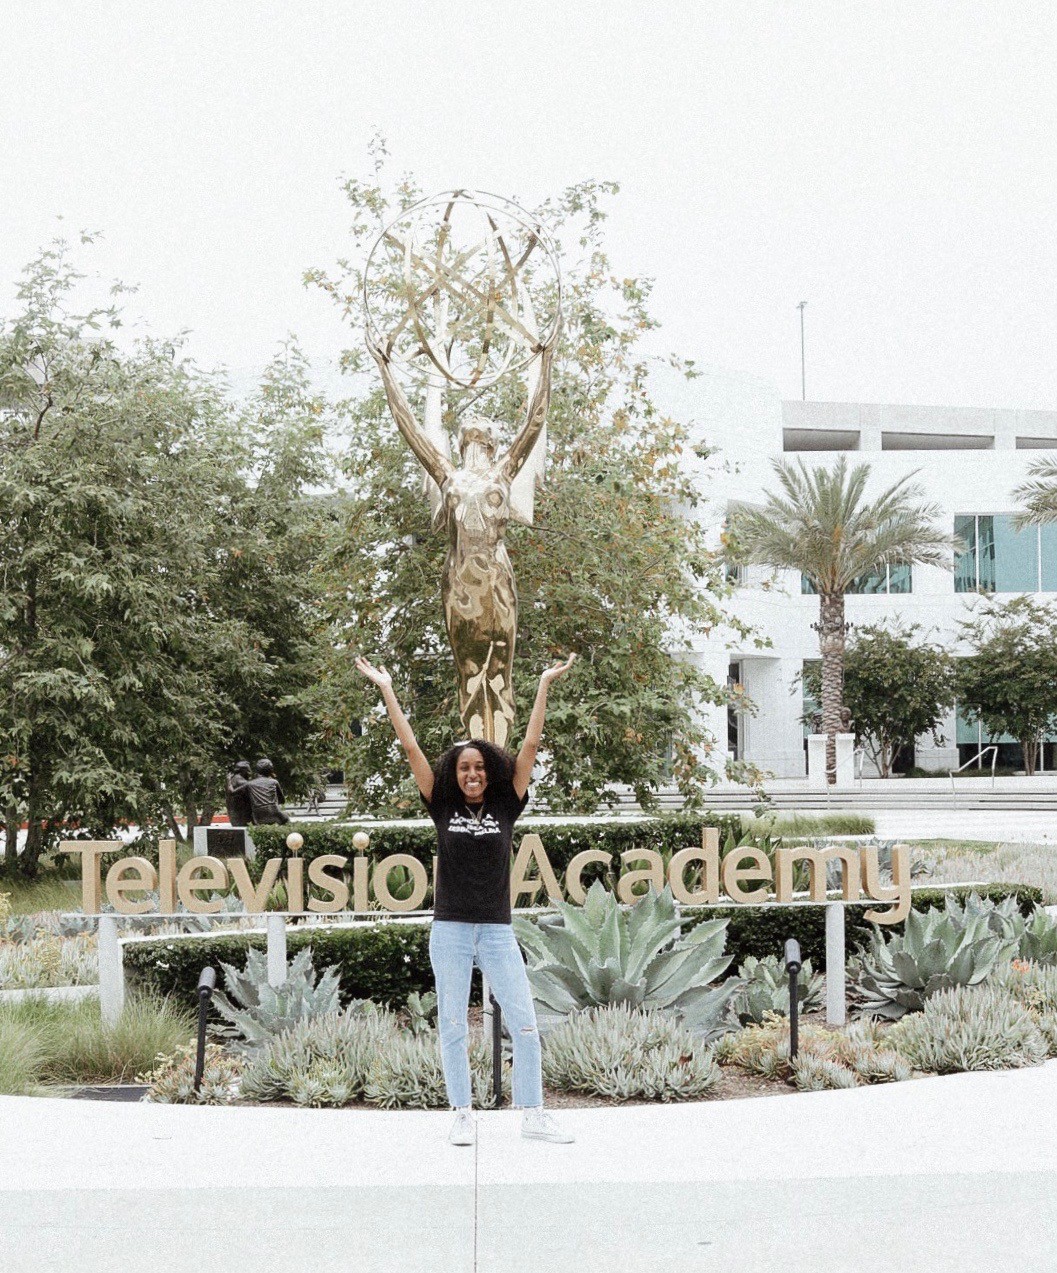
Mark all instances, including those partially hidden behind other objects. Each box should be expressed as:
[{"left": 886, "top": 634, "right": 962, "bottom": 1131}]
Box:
[
  {"left": 194, "top": 966, "right": 217, "bottom": 1094},
  {"left": 489, "top": 991, "right": 504, "bottom": 1108},
  {"left": 784, "top": 939, "right": 802, "bottom": 1060}
]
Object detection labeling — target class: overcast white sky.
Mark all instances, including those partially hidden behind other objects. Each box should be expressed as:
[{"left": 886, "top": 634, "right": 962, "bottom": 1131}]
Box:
[{"left": 3, "top": 1, "right": 1056, "bottom": 409}]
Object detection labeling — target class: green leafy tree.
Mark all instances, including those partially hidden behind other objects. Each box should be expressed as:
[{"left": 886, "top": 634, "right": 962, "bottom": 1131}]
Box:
[
  {"left": 303, "top": 157, "right": 751, "bottom": 814},
  {"left": 729, "top": 457, "right": 954, "bottom": 781},
  {"left": 801, "top": 623, "right": 956, "bottom": 777},
  {"left": 1013, "top": 456, "right": 1057, "bottom": 525},
  {"left": 957, "top": 596, "right": 1057, "bottom": 776},
  {"left": 0, "top": 241, "right": 333, "bottom": 873}
]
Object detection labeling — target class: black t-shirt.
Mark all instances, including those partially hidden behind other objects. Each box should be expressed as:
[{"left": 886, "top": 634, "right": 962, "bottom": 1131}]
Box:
[{"left": 423, "top": 776, "right": 528, "bottom": 924}]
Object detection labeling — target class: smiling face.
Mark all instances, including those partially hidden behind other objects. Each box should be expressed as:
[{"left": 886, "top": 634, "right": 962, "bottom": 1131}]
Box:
[{"left": 455, "top": 746, "right": 488, "bottom": 803}]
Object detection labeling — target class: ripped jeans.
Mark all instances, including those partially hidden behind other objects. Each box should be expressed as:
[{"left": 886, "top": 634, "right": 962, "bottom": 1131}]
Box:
[{"left": 429, "top": 921, "right": 543, "bottom": 1109}]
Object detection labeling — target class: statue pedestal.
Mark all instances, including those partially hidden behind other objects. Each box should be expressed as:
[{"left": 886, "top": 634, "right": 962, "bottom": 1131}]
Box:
[{"left": 807, "top": 733, "right": 857, "bottom": 788}]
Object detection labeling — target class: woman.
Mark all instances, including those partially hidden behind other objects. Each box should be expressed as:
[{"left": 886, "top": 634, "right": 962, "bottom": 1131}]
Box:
[{"left": 355, "top": 651, "right": 575, "bottom": 1146}]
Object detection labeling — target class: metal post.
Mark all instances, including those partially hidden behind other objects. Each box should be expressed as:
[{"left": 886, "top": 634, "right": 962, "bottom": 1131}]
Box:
[
  {"left": 266, "top": 913, "right": 287, "bottom": 988},
  {"left": 490, "top": 991, "right": 503, "bottom": 1108},
  {"left": 194, "top": 967, "right": 216, "bottom": 1094},
  {"left": 98, "top": 914, "right": 125, "bottom": 1025},
  {"left": 825, "top": 902, "right": 846, "bottom": 1025},
  {"left": 784, "top": 938, "right": 802, "bottom": 1059}
]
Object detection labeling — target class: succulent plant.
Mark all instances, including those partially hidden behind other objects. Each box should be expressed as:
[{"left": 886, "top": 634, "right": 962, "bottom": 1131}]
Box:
[
  {"left": 404, "top": 990, "right": 438, "bottom": 1036},
  {"left": 732, "top": 954, "right": 825, "bottom": 1026},
  {"left": 541, "top": 1004, "right": 719, "bottom": 1102},
  {"left": 363, "top": 1030, "right": 502, "bottom": 1109},
  {"left": 791, "top": 1054, "right": 859, "bottom": 1091},
  {"left": 513, "top": 882, "right": 740, "bottom": 1040},
  {"left": 853, "top": 895, "right": 1020, "bottom": 1020},
  {"left": 888, "top": 983, "right": 1047, "bottom": 1073},
  {"left": 1015, "top": 908, "right": 1057, "bottom": 966},
  {"left": 142, "top": 1043, "right": 243, "bottom": 1105},
  {"left": 213, "top": 946, "right": 341, "bottom": 1049},
  {"left": 719, "top": 1015, "right": 909, "bottom": 1088},
  {"left": 239, "top": 1001, "right": 399, "bottom": 1103}
]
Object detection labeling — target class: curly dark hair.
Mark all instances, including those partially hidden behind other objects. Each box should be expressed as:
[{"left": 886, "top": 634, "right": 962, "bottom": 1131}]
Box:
[{"left": 430, "top": 739, "right": 517, "bottom": 807}]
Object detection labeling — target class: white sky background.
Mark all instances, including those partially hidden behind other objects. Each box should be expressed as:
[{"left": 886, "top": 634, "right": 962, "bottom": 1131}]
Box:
[{"left": 2, "top": 0, "right": 1056, "bottom": 410}]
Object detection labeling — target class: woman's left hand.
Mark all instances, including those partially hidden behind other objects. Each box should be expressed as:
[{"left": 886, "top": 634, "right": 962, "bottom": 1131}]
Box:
[{"left": 539, "top": 652, "right": 576, "bottom": 687}]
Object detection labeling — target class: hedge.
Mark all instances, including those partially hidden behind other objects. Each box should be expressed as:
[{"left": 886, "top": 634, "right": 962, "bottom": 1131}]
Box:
[
  {"left": 246, "top": 812, "right": 742, "bottom": 877},
  {"left": 123, "top": 881, "right": 1041, "bottom": 1012}
]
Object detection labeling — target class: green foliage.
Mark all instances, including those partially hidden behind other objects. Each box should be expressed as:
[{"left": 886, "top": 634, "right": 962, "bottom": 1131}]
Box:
[
  {"left": 1012, "top": 455, "right": 1057, "bottom": 526},
  {"left": 0, "top": 1015, "right": 46, "bottom": 1094},
  {"left": 404, "top": 990, "right": 437, "bottom": 1036},
  {"left": 123, "top": 923, "right": 436, "bottom": 1012},
  {"left": 239, "top": 1002, "right": 401, "bottom": 1105},
  {"left": 245, "top": 812, "right": 745, "bottom": 887},
  {"left": 212, "top": 946, "right": 342, "bottom": 1049},
  {"left": 514, "top": 883, "right": 739, "bottom": 1039},
  {"left": 541, "top": 1004, "right": 719, "bottom": 1101},
  {"left": 0, "top": 992, "right": 195, "bottom": 1085},
  {"left": 800, "top": 623, "right": 956, "bottom": 776},
  {"left": 728, "top": 455, "right": 954, "bottom": 750},
  {"left": 732, "top": 954, "right": 824, "bottom": 1026},
  {"left": 717, "top": 1016, "right": 910, "bottom": 1089},
  {"left": 0, "top": 239, "right": 336, "bottom": 874},
  {"left": 0, "top": 930, "right": 96, "bottom": 988},
  {"left": 363, "top": 1029, "right": 503, "bottom": 1109},
  {"left": 853, "top": 893, "right": 1022, "bottom": 1020},
  {"left": 305, "top": 156, "right": 752, "bottom": 814},
  {"left": 142, "top": 1043, "right": 243, "bottom": 1105},
  {"left": 957, "top": 596, "right": 1057, "bottom": 776},
  {"left": 888, "top": 983, "right": 1047, "bottom": 1072}
]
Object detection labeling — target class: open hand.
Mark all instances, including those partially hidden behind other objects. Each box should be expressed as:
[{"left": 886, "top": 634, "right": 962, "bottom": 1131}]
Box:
[
  {"left": 539, "top": 652, "right": 576, "bottom": 687},
  {"left": 355, "top": 655, "right": 393, "bottom": 691}
]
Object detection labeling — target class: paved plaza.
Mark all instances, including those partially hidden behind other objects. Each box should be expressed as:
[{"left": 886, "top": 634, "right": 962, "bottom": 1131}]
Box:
[{"left": 2, "top": 1057, "right": 1055, "bottom": 1273}]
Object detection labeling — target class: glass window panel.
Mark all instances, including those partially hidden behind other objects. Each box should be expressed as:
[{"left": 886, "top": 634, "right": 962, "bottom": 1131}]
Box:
[
  {"left": 954, "top": 515, "right": 977, "bottom": 592},
  {"left": 955, "top": 702, "right": 980, "bottom": 745},
  {"left": 849, "top": 569, "right": 887, "bottom": 594},
  {"left": 1041, "top": 524, "right": 1057, "bottom": 592},
  {"left": 888, "top": 564, "right": 912, "bottom": 593},
  {"left": 977, "top": 516, "right": 996, "bottom": 592},
  {"left": 801, "top": 660, "right": 820, "bottom": 737},
  {"left": 801, "top": 574, "right": 817, "bottom": 594},
  {"left": 993, "top": 515, "right": 1038, "bottom": 592}
]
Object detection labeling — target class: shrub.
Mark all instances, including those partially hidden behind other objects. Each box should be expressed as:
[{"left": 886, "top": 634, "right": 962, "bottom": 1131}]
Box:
[
  {"left": 732, "top": 954, "right": 825, "bottom": 1026},
  {"left": 0, "top": 1015, "right": 45, "bottom": 1094},
  {"left": 212, "top": 947, "right": 341, "bottom": 1049},
  {"left": 888, "top": 983, "right": 1047, "bottom": 1073},
  {"left": 852, "top": 894, "right": 1021, "bottom": 1019},
  {"left": 363, "top": 1029, "right": 503, "bottom": 1109},
  {"left": 541, "top": 1004, "right": 718, "bottom": 1101},
  {"left": 142, "top": 1044, "right": 243, "bottom": 1105},
  {"left": 239, "top": 1003, "right": 400, "bottom": 1105},
  {"left": 514, "top": 883, "right": 739, "bottom": 1039},
  {"left": 0, "top": 932, "right": 97, "bottom": 988}
]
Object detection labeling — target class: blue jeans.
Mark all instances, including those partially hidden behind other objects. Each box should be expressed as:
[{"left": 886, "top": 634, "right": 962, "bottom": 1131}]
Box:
[{"left": 429, "top": 921, "right": 543, "bottom": 1109}]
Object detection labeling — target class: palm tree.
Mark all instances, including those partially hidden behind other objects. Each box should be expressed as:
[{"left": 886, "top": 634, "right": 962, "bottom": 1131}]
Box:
[
  {"left": 1013, "top": 456, "right": 1057, "bottom": 525},
  {"left": 729, "top": 456, "right": 955, "bottom": 782}
]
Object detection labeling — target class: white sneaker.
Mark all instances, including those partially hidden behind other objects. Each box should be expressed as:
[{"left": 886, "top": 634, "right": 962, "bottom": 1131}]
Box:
[
  {"left": 521, "top": 1107, "right": 574, "bottom": 1144},
  {"left": 448, "top": 1108, "right": 476, "bottom": 1146}
]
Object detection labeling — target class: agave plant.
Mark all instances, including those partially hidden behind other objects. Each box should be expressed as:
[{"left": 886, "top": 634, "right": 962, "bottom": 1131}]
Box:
[
  {"left": 1014, "top": 908, "right": 1057, "bottom": 966},
  {"left": 732, "top": 954, "right": 825, "bottom": 1026},
  {"left": 213, "top": 946, "right": 342, "bottom": 1049},
  {"left": 513, "top": 882, "right": 740, "bottom": 1039},
  {"left": 854, "top": 896, "right": 1020, "bottom": 1020}
]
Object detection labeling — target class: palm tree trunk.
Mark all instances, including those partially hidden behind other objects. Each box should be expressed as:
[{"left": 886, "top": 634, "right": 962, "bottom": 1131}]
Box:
[{"left": 817, "top": 592, "right": 846, "bottom": 784}]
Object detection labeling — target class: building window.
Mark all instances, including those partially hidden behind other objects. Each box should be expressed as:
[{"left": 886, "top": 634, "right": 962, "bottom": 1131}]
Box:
[
  {"left": 801, "top": 563, "right": 912, "bottom": 595},
  {"left": 727, "top": 661, "right": 743, "bottom": 759},
  {"left": 956, "top": 704, "right": 1057, "bottom": 772},
  {"left": 955, "top": 515, "right": 1057, "bottom": 593}
]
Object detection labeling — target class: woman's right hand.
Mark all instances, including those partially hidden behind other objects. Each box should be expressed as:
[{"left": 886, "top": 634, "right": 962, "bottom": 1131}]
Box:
[{"left": 355, "top": 655, "right": 393, "bottom": 691}]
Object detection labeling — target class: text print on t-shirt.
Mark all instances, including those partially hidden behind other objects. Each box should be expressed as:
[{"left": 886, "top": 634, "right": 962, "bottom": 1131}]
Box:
[{"left": 447, "top": 811, "right": 502, "bottom": 838}]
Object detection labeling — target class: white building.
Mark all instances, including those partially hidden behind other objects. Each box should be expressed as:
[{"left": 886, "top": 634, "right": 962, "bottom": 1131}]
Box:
[{"left": 666, "top": 369, "right": 1057, "bottom": 779}]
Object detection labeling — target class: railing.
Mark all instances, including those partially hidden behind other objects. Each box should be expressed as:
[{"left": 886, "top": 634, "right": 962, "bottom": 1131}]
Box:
[{"left": 949, "top": 745, "right": 999, "bottom": 795}]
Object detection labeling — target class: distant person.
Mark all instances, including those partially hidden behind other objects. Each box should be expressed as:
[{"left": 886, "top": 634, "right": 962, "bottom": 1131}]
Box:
[
  {"left": 225, "top": 760, "right": 253, "bottom": 827},
  {"left": 246, "top": 758, "right": 290, "bottom": 825}
]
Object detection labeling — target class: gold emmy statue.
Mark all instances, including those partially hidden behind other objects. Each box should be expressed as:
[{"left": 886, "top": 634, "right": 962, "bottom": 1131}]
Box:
[{"left": 363, "top": 191, "right": 562, "bottom": 746}]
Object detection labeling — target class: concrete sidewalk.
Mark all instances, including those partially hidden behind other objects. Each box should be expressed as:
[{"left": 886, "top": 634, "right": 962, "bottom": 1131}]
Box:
[{"left": 2, "top": 1060, "right": 1055, "bottom": 1273}]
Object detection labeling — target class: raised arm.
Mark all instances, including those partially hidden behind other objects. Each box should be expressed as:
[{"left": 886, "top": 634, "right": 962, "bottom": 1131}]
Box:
[
  {"left": 367, "top": 338, "right": 453, "bottom": 489},
  {"left": 502, "top": 323, "right": 559, "bottom": 482},
  {"left": 355, "top": 656, "right": 434, "bottom": 801},
  {"left": 513, "top": 653, "right": 577, "bottom": 798}
]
